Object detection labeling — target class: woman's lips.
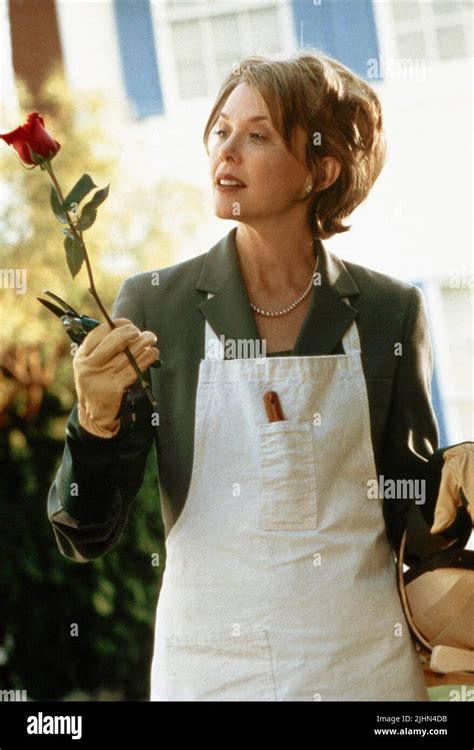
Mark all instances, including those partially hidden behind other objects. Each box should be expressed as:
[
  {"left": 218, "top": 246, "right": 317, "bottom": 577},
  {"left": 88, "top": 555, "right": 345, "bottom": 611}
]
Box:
[{"left": 215, "top": 183, "right": 247, "bottom": 192}]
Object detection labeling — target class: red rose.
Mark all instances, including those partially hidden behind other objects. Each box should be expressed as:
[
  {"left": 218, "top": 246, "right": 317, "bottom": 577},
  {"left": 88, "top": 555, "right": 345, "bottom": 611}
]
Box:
[{"left": 0, "top": 112, "right": 60, "bottom": 166}]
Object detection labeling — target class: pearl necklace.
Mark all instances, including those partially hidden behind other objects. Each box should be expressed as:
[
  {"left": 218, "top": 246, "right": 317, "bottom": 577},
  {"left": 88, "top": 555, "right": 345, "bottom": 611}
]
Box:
[{"left": 249, "top": 251, "right": 320, "bottom": 317}]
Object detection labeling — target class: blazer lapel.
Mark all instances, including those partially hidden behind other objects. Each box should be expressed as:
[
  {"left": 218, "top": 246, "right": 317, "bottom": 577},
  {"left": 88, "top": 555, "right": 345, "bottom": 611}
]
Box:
[
  {"left": 196, "top": 227, "right": 360, "bottom": 356},
  {"left": 293, "top": 237, "right": 360, "bottom": 355},
  {"left": 197, "top": 228, "right": 260, "bottom": 346}
]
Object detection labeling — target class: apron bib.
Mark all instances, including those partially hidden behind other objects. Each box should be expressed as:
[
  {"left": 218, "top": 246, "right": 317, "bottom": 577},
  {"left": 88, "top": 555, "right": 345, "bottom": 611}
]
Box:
[{"left": 150, "top": 297, "right": 428, "bottom": 701}]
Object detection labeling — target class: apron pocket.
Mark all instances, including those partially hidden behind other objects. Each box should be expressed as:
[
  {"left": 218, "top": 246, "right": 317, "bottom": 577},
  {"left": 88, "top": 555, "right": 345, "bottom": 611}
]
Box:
[
  {"left": 258, "top": 421, "right": 317, "bottom": 531},
  {"left": 164, "top": 629, "right": 276, "bottom": 701}
]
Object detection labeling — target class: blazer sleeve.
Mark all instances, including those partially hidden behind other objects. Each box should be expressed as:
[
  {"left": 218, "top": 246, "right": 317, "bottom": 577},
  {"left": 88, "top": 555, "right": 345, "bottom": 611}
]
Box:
[
  {"left": 380, "top": 285, "right": 441, "bottom": 559},
  {"left": 47, "top": 275, "right": 155, "bottom": 563}
]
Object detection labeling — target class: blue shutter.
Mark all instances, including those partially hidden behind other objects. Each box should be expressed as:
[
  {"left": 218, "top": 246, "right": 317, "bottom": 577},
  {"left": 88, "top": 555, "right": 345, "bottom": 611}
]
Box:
[
  {"left": 112, "top": 0, "right": 164, "bottom": 118},
  {"left": 290, "top": 0, "right": 381, "bottom": 82}
]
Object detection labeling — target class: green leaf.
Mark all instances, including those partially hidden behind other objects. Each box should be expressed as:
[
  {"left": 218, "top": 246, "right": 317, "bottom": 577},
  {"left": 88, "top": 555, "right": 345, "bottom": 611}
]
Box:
[
  {"left": 63, "top": 174, "right": 96, "bottom": 213},
  {"left": 88, "top": 184, "right": 110, "bottom": 210},
  {"left": 77, "top": 205, "right": 97, "bottom": 231},
  {"left": 64, "top": 235, "right": 84, "bottom": 278},
  {"left": 74, "top": 184, "right": 109, "bottom": 232},
  {"left": 76, "top": 184, "right": 109, "bottom": 231},
  {"left": 50, "top": 186, "right": 68, "bottom": 223}
]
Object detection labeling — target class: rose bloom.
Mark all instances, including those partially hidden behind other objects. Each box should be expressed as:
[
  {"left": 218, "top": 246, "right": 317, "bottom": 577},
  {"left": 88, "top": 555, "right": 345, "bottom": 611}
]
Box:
[{"left": 0, "top": 112, "right": 60, "bottom": 166}]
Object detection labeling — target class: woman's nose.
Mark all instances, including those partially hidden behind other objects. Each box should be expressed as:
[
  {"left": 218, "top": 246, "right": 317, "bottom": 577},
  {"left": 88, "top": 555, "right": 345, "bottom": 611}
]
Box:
[{"left": 218, "top": 135, "right": 240, "bottom": 162}]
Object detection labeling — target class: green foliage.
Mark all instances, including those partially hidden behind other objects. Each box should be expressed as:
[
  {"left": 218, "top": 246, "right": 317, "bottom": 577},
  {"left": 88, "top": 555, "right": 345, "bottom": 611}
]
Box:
[
  {"left": 49, "top": 184, "right": 66, "bottom": 220},
  {"left": 0, "top": 407, "right": 165, "bottom": 700},
  {"left": 0, "top": 66, "right": 204, "bottom": 699},
  {"left": 64, "top": 235, "right": 84, "bottom": 278},
  {"left": 62, "top": 173, "right": 97, "bottom": 211},
  {"left": 76, "top": 184, "right": 110, "bottom": 232},
  {"left": 0, "top": 64, "right": 205, "bottom": 355}
]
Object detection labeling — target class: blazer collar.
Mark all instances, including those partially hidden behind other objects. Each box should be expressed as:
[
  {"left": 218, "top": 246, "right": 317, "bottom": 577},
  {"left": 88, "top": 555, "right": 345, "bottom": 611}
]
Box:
[{"left": 196, "top": 226, "right": 360, "bottom": 355}]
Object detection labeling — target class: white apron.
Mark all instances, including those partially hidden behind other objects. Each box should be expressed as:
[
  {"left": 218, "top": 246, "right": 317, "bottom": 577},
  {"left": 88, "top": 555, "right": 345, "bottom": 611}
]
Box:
[{"left": 150, "top": 299, "right": 428, "bottom": 701}]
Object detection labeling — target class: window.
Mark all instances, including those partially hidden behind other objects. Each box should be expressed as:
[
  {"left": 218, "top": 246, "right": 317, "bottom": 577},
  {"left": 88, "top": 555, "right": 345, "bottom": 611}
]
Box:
[
  {"left": 436, "top": 24, "right": 465, "bottom": 60},
  {"left": 167, "top": 1, "right": 282, "bottom": 100},
  {"left": 391, "top": 0, "right": 472, "bottom": 62},
  {"left": 172, "top": 20, "right": 207, "bottom": 98},
  {"left": 210, "top": 13, "right": 242, "bottom": 87}
]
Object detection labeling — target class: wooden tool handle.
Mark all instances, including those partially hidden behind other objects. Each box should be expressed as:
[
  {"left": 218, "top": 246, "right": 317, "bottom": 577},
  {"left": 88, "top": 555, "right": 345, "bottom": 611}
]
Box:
[{"left": 263, "top": 391, "right": 285, "bottom": 422}]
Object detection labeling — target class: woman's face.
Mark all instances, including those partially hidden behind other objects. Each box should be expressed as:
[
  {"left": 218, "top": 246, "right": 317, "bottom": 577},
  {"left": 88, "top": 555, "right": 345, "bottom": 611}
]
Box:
[{"left": 208, "top": 83, "right": 312, "bottom": 225}]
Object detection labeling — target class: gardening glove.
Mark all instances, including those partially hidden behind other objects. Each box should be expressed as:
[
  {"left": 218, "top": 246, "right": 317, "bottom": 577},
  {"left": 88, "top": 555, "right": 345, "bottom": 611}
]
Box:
[
  {"left": 431, "top": 443, "right": 474, "bottom": 535},
  {"left": 73, "top": 317, "right": 159, "bottom": 438}
]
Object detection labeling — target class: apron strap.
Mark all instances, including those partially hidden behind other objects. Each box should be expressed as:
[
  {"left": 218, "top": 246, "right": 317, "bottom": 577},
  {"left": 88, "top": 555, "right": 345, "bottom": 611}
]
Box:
[{"left": 204, "top": 293, "right": 361, "bottom": 359}]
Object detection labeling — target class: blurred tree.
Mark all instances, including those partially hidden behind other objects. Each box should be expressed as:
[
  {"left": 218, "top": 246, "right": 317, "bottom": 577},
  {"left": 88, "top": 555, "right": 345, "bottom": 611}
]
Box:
[{"left": 0, "top": 65, "right": 204, "bottom": 699}]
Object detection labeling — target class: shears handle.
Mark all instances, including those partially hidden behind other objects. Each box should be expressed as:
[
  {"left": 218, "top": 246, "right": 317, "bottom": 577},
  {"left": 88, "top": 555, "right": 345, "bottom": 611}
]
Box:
[
  {"left": 61, "top": 314, "right": 161, "bottom": 368},
  {"left": 61, "top": 314, "right": 100, "bottom": 345}
]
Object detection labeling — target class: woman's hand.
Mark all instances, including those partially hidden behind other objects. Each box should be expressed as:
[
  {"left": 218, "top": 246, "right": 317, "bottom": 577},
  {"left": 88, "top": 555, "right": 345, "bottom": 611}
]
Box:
[
  {"left": 431, "top": 443, "right": 474, "bottom": 535},
  {"left": 73, "top": 318, "right": 159, "bottom": 438}
]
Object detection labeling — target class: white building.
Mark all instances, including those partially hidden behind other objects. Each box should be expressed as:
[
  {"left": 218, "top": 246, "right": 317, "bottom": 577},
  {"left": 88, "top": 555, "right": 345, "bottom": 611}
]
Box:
[{"left": 1, "top": 0, "right": 472, "bottom": 442}]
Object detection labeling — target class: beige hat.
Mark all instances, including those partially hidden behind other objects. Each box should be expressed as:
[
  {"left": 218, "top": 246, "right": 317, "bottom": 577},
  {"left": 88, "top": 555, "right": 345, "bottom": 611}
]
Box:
[{"left": 398, "top": 529, "right": 474, "bottom": 685}]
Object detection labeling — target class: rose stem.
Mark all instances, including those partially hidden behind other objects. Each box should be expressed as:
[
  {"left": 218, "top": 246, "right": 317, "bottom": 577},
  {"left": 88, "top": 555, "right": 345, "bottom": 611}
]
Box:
[{"left": 43, "top": 162, "right": 158, "bottom": 408}]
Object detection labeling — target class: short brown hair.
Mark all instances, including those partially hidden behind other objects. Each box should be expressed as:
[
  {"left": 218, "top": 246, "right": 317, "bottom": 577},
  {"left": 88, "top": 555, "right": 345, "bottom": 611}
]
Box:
[{"left": 203, "top": 48, "right": 387, "bottom": 240}]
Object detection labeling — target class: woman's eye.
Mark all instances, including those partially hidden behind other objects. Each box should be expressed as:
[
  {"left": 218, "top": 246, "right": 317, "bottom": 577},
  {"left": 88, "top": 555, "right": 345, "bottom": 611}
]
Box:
[{"left": 211, "top": 128, "right": 266, "bottom": 142}]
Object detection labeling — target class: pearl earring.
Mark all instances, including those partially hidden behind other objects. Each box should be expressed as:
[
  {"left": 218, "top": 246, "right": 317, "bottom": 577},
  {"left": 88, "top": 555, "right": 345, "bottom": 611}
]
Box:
[{"left": 306, "top": 183, "right": 313, "bottom": 194}]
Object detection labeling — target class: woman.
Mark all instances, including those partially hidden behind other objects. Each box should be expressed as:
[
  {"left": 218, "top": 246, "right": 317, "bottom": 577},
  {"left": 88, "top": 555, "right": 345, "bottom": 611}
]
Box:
[{"left": 47, "top": 50, "right": 469, "bottom": 701}]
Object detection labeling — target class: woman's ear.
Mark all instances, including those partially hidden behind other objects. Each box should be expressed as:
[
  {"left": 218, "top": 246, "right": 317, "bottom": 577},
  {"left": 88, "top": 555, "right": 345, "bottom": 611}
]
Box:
[{"left": 316, "top": 156, "right": 342, "bottom": 191}]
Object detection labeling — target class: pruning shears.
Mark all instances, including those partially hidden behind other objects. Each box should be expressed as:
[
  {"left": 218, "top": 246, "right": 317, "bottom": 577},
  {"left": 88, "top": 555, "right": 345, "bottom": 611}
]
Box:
[
  {"left": 37, "top": 290, "right": 100, "bottom": 345},
  {"left": 36, "top": 290, "right": 161, "bottom": 367}
]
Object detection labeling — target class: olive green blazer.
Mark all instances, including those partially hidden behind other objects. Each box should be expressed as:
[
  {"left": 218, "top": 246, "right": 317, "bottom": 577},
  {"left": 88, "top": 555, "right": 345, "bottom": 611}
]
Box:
[{"left": 48, "top": 226, "right": 445, "bottom": 563}]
